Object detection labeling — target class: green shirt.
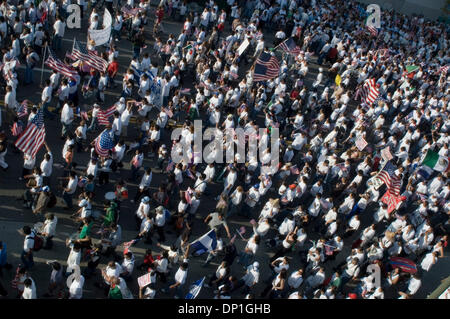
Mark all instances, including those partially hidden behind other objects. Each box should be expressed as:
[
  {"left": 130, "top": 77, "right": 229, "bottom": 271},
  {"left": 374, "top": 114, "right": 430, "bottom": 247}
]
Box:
[
  {"left": 103, "top": 208, "right": 116, "bottom": 227},
  {"left": 108, "top": 286, "right": 123, "bottom": 299},
  {"left": 79, "top": 222, "right": 93, "bottom": 239}
]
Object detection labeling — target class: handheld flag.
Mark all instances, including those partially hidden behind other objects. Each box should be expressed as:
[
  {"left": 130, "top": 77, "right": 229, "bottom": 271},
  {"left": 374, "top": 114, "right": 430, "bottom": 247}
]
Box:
[
  {"left": 185, "top": 277, "right": 205, "bottom": 299},
  {"left": 190, "top": 229, "right": 217, "bottom": 256},
  {"left": 94, "top": 129, "right": 114, "bottom": 157},
  {"left": 421, "top": 150, "right": 450, "bottom": 172}
]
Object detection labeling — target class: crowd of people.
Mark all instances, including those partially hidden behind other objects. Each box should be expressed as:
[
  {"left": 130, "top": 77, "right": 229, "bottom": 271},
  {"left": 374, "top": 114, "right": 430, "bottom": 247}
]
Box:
[{"left": 0, "top": 0, "right": 449, "bottom": 300}]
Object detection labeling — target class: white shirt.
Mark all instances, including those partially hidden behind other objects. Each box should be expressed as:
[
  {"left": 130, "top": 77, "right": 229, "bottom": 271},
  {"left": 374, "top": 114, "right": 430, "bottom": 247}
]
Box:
[
  {"left": 61, "top": 103, "right": 74, "bottom": 125},
  {"left": 40, "top": 152, "right": 53, "bottom": 177},
  {"left": 69, "top": 275, "right": 84, "bottom": 299},
  {"left": 22, "top": 278, "right": 37, "bottom": 299},
  {"left": 174, "top": 267, "right": 188, "bottom": 285}
]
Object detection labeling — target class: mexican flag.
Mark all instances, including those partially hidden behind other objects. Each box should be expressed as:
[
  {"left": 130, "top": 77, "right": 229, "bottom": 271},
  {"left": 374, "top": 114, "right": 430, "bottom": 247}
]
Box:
[
  {"left": 422, "top": 150, "right": 450, "bottom": 172},
  {"left": 405, "top": 65, "right": 419, "bottom": 74}
]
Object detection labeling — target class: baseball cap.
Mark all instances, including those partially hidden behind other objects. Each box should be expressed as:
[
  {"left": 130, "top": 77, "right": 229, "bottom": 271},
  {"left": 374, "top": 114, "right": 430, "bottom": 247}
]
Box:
[
  {"left": 141, "top": 196, "right": 150, "bottom": 203},
  {"left": 42, "top": 186, "right": 50, "bottom": 192},
  {"left": 253, "top": 261, "right": 259, "bottom": 269}
]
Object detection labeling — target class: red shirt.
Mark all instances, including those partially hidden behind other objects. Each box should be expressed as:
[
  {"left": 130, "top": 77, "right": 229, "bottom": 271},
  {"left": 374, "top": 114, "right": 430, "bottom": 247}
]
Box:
[
  {"left": 108, "top": 61, "right": 119, "bottom": 77},
  {"left": 156, "top": 9, "right": 164, "bottom": 23}
]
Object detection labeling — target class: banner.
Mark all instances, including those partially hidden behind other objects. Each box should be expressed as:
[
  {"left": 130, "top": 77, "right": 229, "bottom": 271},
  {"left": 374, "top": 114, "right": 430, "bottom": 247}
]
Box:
[
  {"left": 237, "top": 38, "right": 250, "bottom": 57},
  {"left": 137, "top": 273, "right": 153, "bottom": 288},
  {"left": 89, "top": 8, "right": 112, "bottom": 47}
]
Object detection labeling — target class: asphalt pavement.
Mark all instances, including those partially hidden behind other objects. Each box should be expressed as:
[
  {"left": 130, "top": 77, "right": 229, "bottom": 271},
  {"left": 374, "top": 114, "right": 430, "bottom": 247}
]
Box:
[{"left": 0, "top": 3, "right": 448, "bottom": 299}]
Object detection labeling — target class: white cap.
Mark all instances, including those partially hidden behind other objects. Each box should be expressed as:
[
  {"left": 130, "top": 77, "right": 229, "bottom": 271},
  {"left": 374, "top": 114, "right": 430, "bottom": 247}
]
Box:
[
  {"left": 141, "top": 196, "right": 150, "bottom": 203},
  {"left": 253, "top": 261, "right": 259, "bottom": 269},
  {"left": 120, "top": 97, "right": 125, "bottom": 102}
]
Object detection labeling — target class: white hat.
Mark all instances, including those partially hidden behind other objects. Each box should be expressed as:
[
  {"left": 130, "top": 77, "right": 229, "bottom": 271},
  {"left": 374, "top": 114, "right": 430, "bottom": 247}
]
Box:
[
  {"left": 253, "top": 261, "right": 259, "bottom": 269},
  {"left": 319, "top": 67, "right": 323, "bottom": 72},
  {"left": 120, "top": 97, "right": 125, "bottom": 102},
  {"left": 141, "top": 196, "right": 150, "bottom": 203}
]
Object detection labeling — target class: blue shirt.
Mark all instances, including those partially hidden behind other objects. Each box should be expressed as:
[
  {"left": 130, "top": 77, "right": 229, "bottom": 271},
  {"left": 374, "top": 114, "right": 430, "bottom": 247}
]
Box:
[{"left": 0, "top": 243, "right": 7, "bottom": 266}]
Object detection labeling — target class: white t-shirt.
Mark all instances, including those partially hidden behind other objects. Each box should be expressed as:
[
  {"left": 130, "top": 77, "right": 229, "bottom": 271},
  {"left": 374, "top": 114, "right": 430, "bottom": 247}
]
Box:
[
  {"left": 22, "top": 278, "right": 37, "bottom": 299},
  {"left": 69, "top": 275, "right": 84, "bottom": 299},
  {"left": 174, "top": 267, "right": 188, "bottom": 285}
]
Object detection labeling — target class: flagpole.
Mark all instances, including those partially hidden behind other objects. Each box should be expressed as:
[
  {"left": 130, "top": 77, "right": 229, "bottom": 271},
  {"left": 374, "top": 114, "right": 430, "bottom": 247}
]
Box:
[
  {"left": 40, "top": 44, "right": 48, "bottom": 88},
  {"left": 273, "top": 37, "right": 287, "bottom": 51}
]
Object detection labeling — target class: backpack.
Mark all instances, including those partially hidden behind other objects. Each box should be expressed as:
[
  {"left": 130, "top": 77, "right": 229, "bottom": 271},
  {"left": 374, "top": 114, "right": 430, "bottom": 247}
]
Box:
[
  {"left": 28, "top": 232, "right": 44, "bottom": 251},
  {"left": 47, "top": 192, "right": 57, "bottom": 208}
]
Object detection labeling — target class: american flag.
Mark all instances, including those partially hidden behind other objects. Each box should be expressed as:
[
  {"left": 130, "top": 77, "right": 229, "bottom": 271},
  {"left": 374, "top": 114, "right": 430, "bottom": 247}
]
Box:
[
  {"left": 65, "top": 52, "right": 77, "bottom": 61},
  {"left": 16, "top": 100, "right": 30, "bottom": 118},
  {"left": 123, "top": 238, "right": 141, "bottom": 254},
  {"left": 290, "top": 165, "right": 300, "bottom": 175},
  {"left": 14, "top": 108, "right": 46, "bottom": 159},
  {"left": 45, "top": 49, "right": 78, "bottom": 80},
  {"left": 253, "top": 52, "right": 280, "bottom": 82},
  {"left": 11, "top": 121, "right": 23, "bottom": 136},
  {"left": 279, "top": 38, "right": 301, "bottom": 56},
  {"left": 121, "top": 6, "right": 145, "bottom": 20},
  {"left": 377, "top": 161, "right": 402, "bottom": 196},
  {"left": 72, "top": 39, "right": 108, "bottom": 72},
  {"left": 166, "top": 158, "right": 175, "bottom": 172},
  {"left": 80, "top": 111, "right": 89, "bottom": 121},
  {"left": 94, "top": 129, "right": 114, "bottom": 157},
  {"left": 357, "top": 78, "right": 379, "bottom": 106},
  {"left": 97, "top": 105, "right": 116, "bottom": 125},
  {"left": 437, "top": 65, "right": 449, "bottom": 75},
  {"left": 367, "top": 25, "right": 378, "bottom": 37},
  {"left": 374, "top": 49, "right": 390, "bottom": 61}
]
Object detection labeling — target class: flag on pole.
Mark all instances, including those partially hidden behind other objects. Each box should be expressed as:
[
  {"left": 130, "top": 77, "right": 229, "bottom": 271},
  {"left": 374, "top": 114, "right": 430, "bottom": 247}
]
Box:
[
  {"left": 72, "top": 39, "right": 108, "bottom": 72},
  {"left": 389, "top": 257, "right": 417, "bottom": 274},
  {"left": 278, "top": 38, "right": 301, "bottom": 56},
  {"left": 190, "top": 229, "right": 217, "bottom": 256},
  {"left": 14, "top": 108, "right": 46, "bottom": 159},
  {"left": 97, "top": 105, "right": 116, "bottom": 125},
  {"left": 16, "top": 100, "right": 30, "bottom": 118},
  {"left": 437, "top": 65, "right": 449, "bottom": 75},
  {"left": 123, "top": 238, "right": 140, "bottom": 254},
  {"left": 253, "top": 52, "right": 280, "bottom": 82},
  {"left": 381, "top": 190, "right": 406, "bottom": 213},
  {"left": 377, "top": 161, "right": 402, "bottom": 196},
  {"left": 45, "top": 49, "right": 78, "bottom": 80},
  {"left": 358, "top": 78, "right": 380, "bottom": 106},
  {"left": 366, "top": 25, "right": 378, "bottom": 37},
  {"left": 166, "top": 159, "right": 175, "bottom": 172},
  {"left": 417, "top": 165, "right": 433, "bottom": 180},
  {"left": 421, "top": 150, "right": 450, "bottom": 172},
  {"left": 185, "top": 277, "right": 205, "bottom": 299},
  {"left": 11, "top": 121, "right": 23, "bottom": 136},
  {"left": 94, "top": 129, "right": 114, "bottom": 157},
  {"left": 335, "top": 74, "right": 342, "bottom": 86}
]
